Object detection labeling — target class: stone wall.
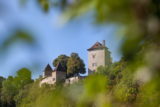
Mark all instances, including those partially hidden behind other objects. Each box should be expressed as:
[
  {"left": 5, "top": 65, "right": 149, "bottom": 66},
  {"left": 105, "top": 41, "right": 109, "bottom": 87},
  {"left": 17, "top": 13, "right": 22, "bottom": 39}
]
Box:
[
  {"left": 88, "top": 49, "right": 106, "bottom": 72},
  {"left": 65, "top": 76, "right": 79, "bottom": 84},
  {"left": 56, "top": 71, "right": 66, "bottom": 83}
]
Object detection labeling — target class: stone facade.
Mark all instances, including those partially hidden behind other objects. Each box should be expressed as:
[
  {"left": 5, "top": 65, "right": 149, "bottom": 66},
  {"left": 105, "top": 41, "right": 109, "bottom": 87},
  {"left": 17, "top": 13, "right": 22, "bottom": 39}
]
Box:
[
  {"left": 40, "top": 76, "right": 56, "bottom": 86},
  {"left": 88, "top": 49, "right": 106, "bottom": 72},
  {"left": 65, "top": 76, "right": 79, "bottom": 84},
  {"left": 55, "top": 71, "right": 66, "bottom": 83},
  {"left": 40, "top": 63, "right": 66, "bottom": 86},
  {"left": 88, "top": 40, "right": 112, "bottom": 74}
]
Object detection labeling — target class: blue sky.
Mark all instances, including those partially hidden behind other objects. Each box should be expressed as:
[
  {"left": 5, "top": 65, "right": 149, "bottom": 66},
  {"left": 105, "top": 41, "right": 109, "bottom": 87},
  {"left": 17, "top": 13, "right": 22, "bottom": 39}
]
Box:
[{"left": 0, "top": 0, "right": 122, "bottom": 78}]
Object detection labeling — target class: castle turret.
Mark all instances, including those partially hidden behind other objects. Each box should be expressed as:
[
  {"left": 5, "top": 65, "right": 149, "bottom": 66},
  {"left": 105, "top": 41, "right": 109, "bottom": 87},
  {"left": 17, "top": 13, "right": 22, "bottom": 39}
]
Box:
[{"left": 43, "top": 64, "right": 52, "bottom": 78}]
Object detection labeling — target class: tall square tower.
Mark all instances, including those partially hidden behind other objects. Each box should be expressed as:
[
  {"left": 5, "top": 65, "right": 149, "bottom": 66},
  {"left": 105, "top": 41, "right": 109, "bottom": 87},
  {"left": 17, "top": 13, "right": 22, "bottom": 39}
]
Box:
[{"left": 88, "top": 40, "right": 112, "bottom": 74}]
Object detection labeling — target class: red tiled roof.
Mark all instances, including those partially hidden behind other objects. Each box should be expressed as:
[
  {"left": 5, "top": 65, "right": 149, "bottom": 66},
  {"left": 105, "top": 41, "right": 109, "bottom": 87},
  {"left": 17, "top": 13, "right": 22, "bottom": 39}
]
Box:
[{"left": 87, "top": 42, "right": 105, "bottom": 51}]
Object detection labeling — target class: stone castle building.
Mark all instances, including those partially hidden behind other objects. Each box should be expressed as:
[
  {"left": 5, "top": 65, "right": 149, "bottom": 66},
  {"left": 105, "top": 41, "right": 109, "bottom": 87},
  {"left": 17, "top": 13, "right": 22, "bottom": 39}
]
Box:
[
  {"left": 40, "top": 63, "right": 66, "bottom": 86},
  {"left": 88, "top": 40, "right": 112, "bottom": 74},
  {"left": 40, "top": 40, "right": 112, "bottom": 86}
]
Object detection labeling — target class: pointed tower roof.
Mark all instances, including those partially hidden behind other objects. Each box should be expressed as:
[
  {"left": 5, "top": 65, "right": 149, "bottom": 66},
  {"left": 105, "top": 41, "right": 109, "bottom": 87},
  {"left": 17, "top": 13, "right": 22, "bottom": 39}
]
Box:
[
  {"left": 87, "top": 42, "right": 105, "bottom": 51},
  {"left": 54, "top": 63, "right": 66, "bottom": 72},
  {"left": 44, "top": 64, "right": 52, "bottom": 71}
]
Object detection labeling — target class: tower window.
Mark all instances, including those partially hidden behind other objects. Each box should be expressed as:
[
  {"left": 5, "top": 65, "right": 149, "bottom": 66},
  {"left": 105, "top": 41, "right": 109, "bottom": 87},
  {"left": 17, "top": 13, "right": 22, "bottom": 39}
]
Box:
[
  {"left": 92, "top": 54, "right": 96, "bottom": 58},
  {"left": 92, "top": 63, "right": 97, "bottom": 67}
]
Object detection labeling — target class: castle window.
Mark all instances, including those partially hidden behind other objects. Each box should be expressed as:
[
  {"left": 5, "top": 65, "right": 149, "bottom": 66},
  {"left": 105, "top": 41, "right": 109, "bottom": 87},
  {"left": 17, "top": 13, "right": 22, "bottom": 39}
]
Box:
[
  {"left": 92, "top": 54, "right": 96, "bottom": 59},
  {"left": 92, "top": 63, "right": 97, "bottom": 67},
  {"left": 53, "top": 78, "right": 55, "bottom": 81}
]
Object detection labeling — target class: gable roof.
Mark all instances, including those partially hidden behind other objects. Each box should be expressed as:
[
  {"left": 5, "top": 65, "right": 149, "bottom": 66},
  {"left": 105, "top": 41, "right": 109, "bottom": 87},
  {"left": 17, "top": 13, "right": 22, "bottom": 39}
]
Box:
[
  {"left": 87, "top": 42, "right": 105, "bottom": 51},
  {"left": 44, "top": 64, "right": 52, "bottom": 72},
  {"left": 54, "top": 63, "right": 66, "bottom": 72}
]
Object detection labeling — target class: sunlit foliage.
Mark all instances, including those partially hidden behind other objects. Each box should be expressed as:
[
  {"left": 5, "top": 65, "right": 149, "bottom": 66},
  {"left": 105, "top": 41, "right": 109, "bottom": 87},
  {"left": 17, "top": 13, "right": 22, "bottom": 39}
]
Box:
[
  {"left": 1, "top": 68, "right": 33, "bottom": 107},
  {"left": 53, "top": 53, "right": 86, "bottom": 76},
  {"left": 67, "top": 53, "right": 86, "bottom": 75}
]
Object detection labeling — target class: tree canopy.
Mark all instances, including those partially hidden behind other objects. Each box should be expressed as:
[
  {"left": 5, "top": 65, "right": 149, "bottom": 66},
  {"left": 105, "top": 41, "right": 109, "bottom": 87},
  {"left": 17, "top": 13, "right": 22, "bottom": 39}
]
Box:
[
  {"left": 1, "top": 68, "right": 33, "bottom": 107},
  {"left": 53, "top": 55, "right": 69, "bottom": 72},
  {"left": 53, "top": 53, "right": 86, "bottom": 76},
  {"left": 67, "top": 53, "right": 86, "bottom": 75}
]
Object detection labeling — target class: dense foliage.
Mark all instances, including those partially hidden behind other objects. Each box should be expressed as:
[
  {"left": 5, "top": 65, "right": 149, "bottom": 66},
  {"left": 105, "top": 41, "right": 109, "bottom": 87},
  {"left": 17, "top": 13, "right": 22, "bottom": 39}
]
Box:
[
  {"left": 0, "top": 68, "right": 33, "bottom": 107},
  {"left": 67, "top": 53, "right": 86, "bottom": 75},
  {"left": 53, "top": 53, "right": 86, "bottom": 76},
  {"left": 53, "top": 55, "right": 69, "bottom": 71},
  {"left": 0, "top": 76, "right": 5, "bottom": 107},
  {"left": 0, "top": 56, "right": 159, "bottom": 107}
]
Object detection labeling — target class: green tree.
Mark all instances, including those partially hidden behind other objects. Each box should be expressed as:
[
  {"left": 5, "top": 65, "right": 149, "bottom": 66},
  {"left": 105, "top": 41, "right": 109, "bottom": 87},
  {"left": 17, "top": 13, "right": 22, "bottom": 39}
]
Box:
[
  {"left": 96, "top": 58, "right": 126, "bottom": 89},
  {"left": 14, "top": 68, "right": 33, "bottom": 89},
  {"left": 1, "top": 76, "right": 16, "bottom": 107},
  {"left": 1, "top": 68, "right": 33, "bottom": 107},
  {"left": 53, "top": 55, "right": 69, "bottom": 71},
  {"left": 0, "top": 76, "right": 5, "bottom": 88},
  {"left": 105, "top": 47, "right": 112, "bottom": 66},
  {"left": 0, "top": 76, "right": 5, "bottom": 107},
  {"left": 67, "top": 53, "right": 86, "bottom": 75}
]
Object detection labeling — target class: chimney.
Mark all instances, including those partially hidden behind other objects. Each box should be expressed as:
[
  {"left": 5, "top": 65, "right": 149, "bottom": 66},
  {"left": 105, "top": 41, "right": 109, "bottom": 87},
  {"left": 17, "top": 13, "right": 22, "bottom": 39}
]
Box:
[{"left": 102, "top": 40, "right": 105, "bottom": 46}]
